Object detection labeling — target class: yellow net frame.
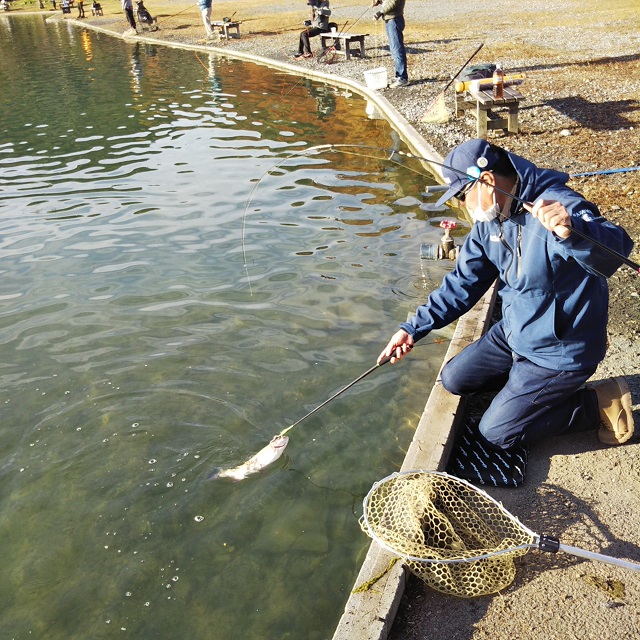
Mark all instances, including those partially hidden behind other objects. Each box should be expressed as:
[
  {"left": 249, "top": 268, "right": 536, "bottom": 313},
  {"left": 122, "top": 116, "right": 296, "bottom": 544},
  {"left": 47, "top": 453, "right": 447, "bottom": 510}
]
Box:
[{"left": 360, "top": 470, "right": 536, "bottom": 597}]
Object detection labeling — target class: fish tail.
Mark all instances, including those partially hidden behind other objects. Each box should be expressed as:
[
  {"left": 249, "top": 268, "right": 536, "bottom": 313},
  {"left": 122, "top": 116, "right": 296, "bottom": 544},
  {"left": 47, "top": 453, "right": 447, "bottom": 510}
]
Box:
[{"left": 208, "top": 467, "right": 223, "bottom": 480}]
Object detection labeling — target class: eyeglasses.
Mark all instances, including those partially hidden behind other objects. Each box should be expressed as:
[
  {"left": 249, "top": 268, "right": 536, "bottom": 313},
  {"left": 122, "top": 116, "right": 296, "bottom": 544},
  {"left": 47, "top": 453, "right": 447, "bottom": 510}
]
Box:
[{"left": 455, "top": 180, "right": 477, "bottom": 203}]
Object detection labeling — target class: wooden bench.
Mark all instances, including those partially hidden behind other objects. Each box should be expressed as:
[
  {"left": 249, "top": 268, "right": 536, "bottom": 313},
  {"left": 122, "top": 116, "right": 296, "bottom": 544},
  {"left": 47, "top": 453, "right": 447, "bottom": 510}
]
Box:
[
  {"left": 455, "top": 83, "right": 524, "bottom": 137},
  {"left": 320, "top": 32, "right": 368, "bottom": 60},
  {"left": 212, "top": 20, "right": 240, "bottom": 39}
]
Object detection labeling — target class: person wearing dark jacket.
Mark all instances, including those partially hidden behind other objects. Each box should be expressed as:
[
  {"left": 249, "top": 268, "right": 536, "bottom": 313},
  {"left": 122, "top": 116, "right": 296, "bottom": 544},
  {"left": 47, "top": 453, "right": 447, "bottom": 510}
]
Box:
[
  {"left": 295, "top": 0, "right": 331, "bottom": 59},
  {"left": 122, "top": 0, "right": 136, "bottom": 30},
  {"left": 372, "top": 0, "right": 407, "bottom": 87},
  {"left": 379, "top": 138, "right": 634, "bottom": 451}
]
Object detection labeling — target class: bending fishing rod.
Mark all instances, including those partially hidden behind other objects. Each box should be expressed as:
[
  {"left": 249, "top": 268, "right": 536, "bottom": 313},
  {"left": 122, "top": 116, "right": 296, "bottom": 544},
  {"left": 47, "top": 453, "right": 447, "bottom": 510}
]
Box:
[
  {"left": 341, "top": 3, "right": 373, "bottom": 34},
  {"left": 426, "top": 164, "right": 640, "bottom": 190},
  {"left": 572, "top": 166, "right": 640, "bottom": 178},
  {"left": 210, "top": 340, "right": 449, "bottom": 480},
  {"left": 303, "top": 143, "right": 640, "bottom": 274}
]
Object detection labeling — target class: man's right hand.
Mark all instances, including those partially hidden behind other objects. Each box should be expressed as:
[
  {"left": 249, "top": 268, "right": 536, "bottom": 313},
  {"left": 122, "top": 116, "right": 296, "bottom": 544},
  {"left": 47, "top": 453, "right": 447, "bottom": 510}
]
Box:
[{"left": 378, "top": 330, "right": 414, "bottom": 364}]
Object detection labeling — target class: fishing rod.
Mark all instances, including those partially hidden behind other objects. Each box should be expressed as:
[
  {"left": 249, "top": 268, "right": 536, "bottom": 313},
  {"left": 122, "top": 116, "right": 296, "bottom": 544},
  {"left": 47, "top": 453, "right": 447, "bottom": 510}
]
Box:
[
  {"left": 420, "top": 42, "right": 484, "bottom": 122},
  {"left": 278, "top": 355, "right": 390, "bottom": 437},
  {"left": 343, "top": 4, "right": 372, "bottom": 33},
  {"left": 572, "top": 166, "right": 640, "bottom": 178},
  {"left": 209, "top": 340, "right": 449, "bottom": 480},
  {"left": 303, "top": 143, "right": 640, "bottom": 274},
  {"left": 426, "top": 164, "right": 640, "bottom": 192},
  {"left": 277, "top": 339, "right": 447, "bottom": 438},
  {"left": 161, "top": 2, "right": 198, "bottom": 20}
]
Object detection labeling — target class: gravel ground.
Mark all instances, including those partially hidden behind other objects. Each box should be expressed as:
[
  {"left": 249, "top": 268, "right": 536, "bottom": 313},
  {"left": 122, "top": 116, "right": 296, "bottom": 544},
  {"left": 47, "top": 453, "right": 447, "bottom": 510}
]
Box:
[{"left": 22, "top": 0, "right": 640, "bottom": 637}]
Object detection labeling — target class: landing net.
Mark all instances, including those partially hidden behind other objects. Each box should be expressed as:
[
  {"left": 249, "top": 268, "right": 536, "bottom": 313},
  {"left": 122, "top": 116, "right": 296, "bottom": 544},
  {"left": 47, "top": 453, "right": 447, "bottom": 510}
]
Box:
[{"left": 360, "top": 470, "right": 536, "bottom": 597}]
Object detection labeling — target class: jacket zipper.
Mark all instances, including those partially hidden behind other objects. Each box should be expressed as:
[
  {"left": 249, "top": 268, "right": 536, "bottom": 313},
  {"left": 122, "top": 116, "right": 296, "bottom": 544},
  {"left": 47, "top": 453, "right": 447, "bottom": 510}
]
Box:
[
  {"left": 516, "top": 224, "right": 522, "bottom": 279},
  {"left": 498, "top": 220, "right": 515, "bottom": 286}
]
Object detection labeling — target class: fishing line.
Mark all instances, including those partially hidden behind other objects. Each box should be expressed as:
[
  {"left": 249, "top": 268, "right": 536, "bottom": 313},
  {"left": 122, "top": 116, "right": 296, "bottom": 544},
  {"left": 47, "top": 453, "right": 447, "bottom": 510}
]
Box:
[
  {"left": 242, "top": 143, "right": 637, "bottom": 302},
  {"left": 303, "top": 144, "right": 640, "bottom": 274},
  {"left": 240, "top": 142, "right": 440, "bottom": 294}
]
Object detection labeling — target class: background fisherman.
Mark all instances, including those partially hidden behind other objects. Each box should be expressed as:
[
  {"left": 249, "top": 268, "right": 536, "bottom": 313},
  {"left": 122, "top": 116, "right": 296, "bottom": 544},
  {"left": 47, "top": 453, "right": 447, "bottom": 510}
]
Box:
[
  {"left": 294, "top": 0, "right": 331, "bottom": 60},
  {"left": 371, "top": 0, "right": 408, "bottom": 87},
  {"left": 198, "top": 0, "right": 214, "bottom": 39},
  {"left": 122, "top": 0, "right": 137, "bottom": 30},
  {"left": 379, "top": 139, "right": 634, "bottom": 459}
]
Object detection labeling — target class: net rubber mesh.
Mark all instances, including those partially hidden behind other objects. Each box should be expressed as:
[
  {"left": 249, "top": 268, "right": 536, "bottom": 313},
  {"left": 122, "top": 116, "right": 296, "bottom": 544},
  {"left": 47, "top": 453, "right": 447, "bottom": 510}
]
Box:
[{"left": 361, "top": 471, "right": 536, "bottom": 597}]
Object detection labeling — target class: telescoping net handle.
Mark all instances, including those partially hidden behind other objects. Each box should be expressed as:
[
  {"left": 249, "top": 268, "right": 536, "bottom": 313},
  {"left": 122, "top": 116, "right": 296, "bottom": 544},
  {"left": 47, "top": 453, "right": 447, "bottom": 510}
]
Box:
[
  {"left": 361, "top": 470, "right": 640, "bottom": 599},
  {"left": 360, "top": 470, "right": 537, "bottom": 598}
]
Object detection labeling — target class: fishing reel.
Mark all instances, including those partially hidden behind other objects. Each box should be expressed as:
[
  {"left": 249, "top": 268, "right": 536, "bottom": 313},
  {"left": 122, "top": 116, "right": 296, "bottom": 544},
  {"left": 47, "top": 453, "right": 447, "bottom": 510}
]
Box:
[{"left": 420, "top": 220, "right": 460, "bottom": 261}]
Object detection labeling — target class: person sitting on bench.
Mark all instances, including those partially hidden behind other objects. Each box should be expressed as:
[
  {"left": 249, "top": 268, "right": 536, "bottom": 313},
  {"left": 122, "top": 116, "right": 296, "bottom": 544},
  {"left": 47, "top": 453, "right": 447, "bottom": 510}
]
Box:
[{"left": 294, "top": 0, "right": 331, "bottom": 59}]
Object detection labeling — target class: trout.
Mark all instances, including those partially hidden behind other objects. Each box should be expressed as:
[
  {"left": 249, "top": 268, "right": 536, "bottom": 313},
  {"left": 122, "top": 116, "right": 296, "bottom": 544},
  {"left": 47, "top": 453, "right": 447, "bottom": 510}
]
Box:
[{"left": 209, "top": 435, "right": 289, "bottom": 481}]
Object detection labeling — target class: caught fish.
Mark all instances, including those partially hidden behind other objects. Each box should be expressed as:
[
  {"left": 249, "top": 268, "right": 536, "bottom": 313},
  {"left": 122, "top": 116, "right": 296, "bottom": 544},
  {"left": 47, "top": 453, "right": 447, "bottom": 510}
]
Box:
[{"left": 209, "top": 435, "right": 289, "bottom": 481}]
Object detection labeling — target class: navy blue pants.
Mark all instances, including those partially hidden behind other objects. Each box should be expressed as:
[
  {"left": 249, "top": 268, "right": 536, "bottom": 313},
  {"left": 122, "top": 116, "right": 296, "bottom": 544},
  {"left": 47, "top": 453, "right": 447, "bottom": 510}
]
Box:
[
  {"left": 440, "top": 320, "right": 600, "bottom": 450},
  {"left": 385, "top": 16, "right": 408, "bottom": 81}
]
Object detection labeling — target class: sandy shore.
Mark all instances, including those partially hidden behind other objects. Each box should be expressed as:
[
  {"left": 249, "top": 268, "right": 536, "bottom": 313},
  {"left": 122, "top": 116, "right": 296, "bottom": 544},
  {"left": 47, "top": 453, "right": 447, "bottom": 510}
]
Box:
[{"left": 7, "top": 0, "right": 640, "bottom": 637}]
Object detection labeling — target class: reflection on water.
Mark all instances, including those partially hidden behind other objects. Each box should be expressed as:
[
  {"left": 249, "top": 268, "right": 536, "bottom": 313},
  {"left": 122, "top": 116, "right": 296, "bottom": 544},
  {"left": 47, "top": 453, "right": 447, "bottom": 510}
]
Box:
[{"left": 0, "top": 15, "right": 464, "bottom": 640}]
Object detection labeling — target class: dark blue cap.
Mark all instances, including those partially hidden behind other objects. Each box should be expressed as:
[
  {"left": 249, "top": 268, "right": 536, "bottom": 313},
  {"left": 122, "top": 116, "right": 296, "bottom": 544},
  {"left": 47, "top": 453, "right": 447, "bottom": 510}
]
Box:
[{"left": 434, "top": 139, "right": 504, "bottom": 207}]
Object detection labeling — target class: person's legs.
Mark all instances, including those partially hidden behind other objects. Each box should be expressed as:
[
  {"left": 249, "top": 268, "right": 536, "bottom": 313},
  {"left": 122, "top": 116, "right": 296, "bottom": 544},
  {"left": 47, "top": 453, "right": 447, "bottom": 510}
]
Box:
[
  {"left": 125, "top": 7, "right": 136, "bottom": 29},
  {"left": 385, "top": 16, "right": 408, "bottom": 81},
  {"left": 440, "top": 321, "right": 514, "bottom": 395},
  {"left": 478, "top": 358, "right": 598, "bottom": 449},
  {"left": 201, "top": 7, "right": 213, "bottom": 36},
  {"left": 298, "top": 27, "right": 321, "bottom": 55},
  {"left": 441, "top": 321, "right": 599, "bottom": 450},
  {"left": 298, "top": 29, "right": 311, "bottom": 54}
]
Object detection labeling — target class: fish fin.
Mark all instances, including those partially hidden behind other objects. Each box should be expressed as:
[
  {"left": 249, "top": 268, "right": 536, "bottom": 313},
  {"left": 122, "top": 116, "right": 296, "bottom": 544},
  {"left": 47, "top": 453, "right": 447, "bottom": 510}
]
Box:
[{"left": 209, "top": 467, "right": 246, "bottom": 481}]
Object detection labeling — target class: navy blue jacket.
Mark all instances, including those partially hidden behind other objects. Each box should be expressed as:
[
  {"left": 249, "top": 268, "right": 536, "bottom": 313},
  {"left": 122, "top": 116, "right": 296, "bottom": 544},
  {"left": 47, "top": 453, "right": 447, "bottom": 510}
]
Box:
[{"left": 401, "top": 152, "right": 634, "bottom": 370}]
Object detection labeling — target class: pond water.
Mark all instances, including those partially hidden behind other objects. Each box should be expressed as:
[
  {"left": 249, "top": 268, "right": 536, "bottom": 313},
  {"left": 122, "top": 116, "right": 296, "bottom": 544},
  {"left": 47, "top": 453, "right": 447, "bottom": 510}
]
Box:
[{"left": 0, "top": 15, "right": 466, "bottom": 640}]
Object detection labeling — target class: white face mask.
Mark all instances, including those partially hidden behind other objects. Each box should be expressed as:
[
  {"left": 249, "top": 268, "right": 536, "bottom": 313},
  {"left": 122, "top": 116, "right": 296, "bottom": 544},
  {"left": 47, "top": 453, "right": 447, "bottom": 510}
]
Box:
[{"left": 470, "top": 191, "right": 500, "bottom": 223}]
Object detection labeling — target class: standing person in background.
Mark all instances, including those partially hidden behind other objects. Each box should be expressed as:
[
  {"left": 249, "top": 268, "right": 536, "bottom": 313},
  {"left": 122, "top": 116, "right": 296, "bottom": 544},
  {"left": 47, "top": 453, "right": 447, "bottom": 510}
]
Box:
[
  {"left": 294, "top": 0, "right": 331, "bottom": 60},
  {"left": 372, "top": 0, "right": 408, "bottom": 87},
  {"left": 198, "top": 0, "right": 215, "bottom": 39},
  {"left": 77, "top": 0, "right": 85, "bottom": 17},
  {"left": 122, "top": 0, "right": 137, "bottom": 30}
]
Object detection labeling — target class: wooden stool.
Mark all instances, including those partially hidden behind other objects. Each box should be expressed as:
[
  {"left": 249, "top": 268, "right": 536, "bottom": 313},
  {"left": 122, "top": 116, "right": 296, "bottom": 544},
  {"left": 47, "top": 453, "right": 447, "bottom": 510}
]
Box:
[
  {"left": 455, "top": 85, "right": 524, "bottom": 137},
  {"left": 213, "top": 20, "right": 240, "bottom": 39},
  {"left": 320, "top": 32, "right": 368, "bottom": 60}
]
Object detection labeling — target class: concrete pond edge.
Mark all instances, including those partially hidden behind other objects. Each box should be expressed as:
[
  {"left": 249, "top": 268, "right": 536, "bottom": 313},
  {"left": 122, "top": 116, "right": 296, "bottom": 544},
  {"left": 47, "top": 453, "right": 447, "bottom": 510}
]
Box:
[{"left": 29, "top": 14, "right": 497, "bottom": 639}]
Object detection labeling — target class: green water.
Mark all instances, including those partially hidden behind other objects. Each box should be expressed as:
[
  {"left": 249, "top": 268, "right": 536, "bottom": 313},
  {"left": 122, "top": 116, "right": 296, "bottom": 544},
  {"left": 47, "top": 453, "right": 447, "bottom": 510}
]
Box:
[{"left": 0, "top": 15, "right": 466, "bottom": 639}]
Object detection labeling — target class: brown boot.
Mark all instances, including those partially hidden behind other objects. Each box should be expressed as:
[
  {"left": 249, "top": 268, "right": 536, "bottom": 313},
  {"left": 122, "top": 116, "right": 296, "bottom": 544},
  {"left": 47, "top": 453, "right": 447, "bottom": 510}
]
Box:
[{"left": 589, "top": 377, "right": 634, "bottom": 445}]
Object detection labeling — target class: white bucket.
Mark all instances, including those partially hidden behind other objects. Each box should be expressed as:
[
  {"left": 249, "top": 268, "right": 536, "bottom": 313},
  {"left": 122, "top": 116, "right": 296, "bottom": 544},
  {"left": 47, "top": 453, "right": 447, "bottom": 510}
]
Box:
[{"left": 363, "top": 67, "right": 388, "bottom": 90}]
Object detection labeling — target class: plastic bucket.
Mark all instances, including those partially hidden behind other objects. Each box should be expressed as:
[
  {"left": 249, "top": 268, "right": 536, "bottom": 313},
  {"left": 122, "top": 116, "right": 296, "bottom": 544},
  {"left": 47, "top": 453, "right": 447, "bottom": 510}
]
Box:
[{"left": 363, "top": 67, "right": 387, "bottom": 90}]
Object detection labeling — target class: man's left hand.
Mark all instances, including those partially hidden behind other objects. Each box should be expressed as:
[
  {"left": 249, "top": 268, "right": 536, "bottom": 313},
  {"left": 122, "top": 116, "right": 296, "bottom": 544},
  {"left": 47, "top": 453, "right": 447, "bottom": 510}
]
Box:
[{"left": 526, "top": 200, "right": 572, "bottom": 238}]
